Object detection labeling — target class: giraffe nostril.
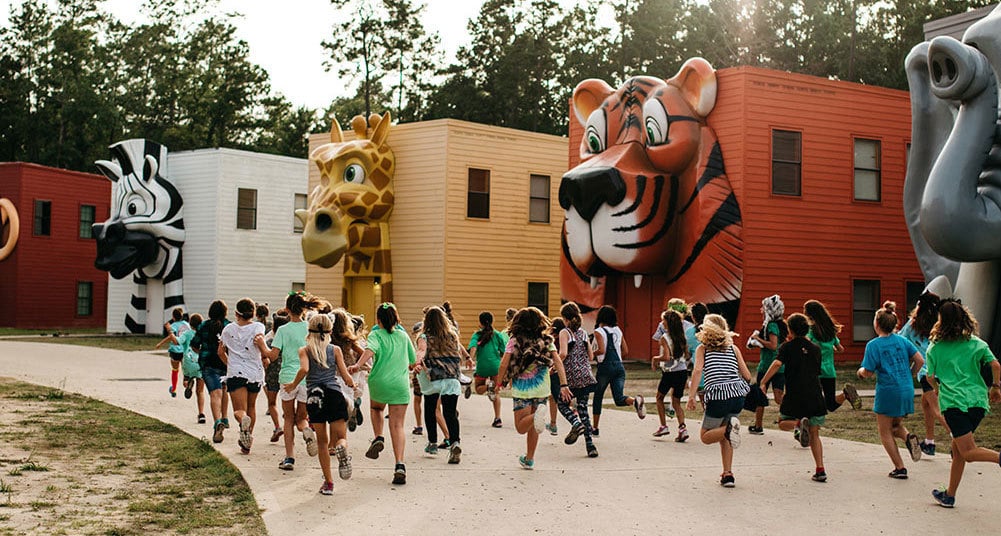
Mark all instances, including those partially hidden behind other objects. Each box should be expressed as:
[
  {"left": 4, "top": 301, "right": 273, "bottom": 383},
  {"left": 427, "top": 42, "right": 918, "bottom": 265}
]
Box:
[{"left": 315, "top": 213, "right": 333, "bottom": 232}]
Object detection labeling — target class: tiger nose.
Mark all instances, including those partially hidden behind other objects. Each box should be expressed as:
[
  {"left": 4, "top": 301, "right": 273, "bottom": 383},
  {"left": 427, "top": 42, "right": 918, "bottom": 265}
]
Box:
[{"left": 559, "top": 166, "right": 626, "bottom": 221}]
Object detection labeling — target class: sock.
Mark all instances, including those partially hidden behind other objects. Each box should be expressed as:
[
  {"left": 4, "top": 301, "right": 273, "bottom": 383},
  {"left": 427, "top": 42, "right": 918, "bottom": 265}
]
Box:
[
  {"left": 816, "top": 467, "right": 825, "bottom": 473},
  {"left": 375, "top": 435, "right": 384, "bottom": 442},
  {"left": 926, "top": 439, "right": 935, "bottom": 444},
  {"left": 170, "top": 370, "right": 179, "bottom": 389}
]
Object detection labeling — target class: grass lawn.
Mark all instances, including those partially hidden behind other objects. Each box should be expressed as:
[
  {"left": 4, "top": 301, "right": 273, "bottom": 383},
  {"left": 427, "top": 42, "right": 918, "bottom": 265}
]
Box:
[{"left": 0, "top": 378, "right": 265, "bottom": 535}]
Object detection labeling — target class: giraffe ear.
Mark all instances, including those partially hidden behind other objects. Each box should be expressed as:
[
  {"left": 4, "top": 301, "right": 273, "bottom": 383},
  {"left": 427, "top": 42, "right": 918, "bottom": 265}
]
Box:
[
  {"left": 330, "top": 117, "right": 343, "bottom": 143},
  {"left": 370, "top": 111, "right": 391, "bottom": 147}
]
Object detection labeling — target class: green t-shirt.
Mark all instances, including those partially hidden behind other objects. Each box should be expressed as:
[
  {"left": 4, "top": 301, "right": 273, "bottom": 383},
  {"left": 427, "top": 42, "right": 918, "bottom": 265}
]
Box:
[
  {"left": 926, "top": 335, "right": 997, "bottom": 413},
  {"left": 272, "top": 320, "right": 308, "bottom": 385},
  {"left": 468, "top": 330, "right": 509, "bottom": 377},
  {"left": 757, "top": 321, "right": 784, "bottom": 374},
  {"left": 808, "top": 331, "right": 840, "bottom": 379},
  {"left": 366, "top": 325, "right": 416, "bottom": 405}
]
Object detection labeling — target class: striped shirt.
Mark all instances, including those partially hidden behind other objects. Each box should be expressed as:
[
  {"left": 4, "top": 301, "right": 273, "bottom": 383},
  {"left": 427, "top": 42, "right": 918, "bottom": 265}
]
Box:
[{"left": 702, "top": 345, "right": 750, "bottom": 401}]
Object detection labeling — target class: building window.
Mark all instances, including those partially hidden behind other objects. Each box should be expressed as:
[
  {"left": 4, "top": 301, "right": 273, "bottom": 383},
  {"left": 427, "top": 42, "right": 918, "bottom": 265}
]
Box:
[
  {"left": 527, "top": 282, "right": 549, "bottom": 316},
  {"left": 467, "top": 168, "right": 490, "bottom": 219},
  {"left": 905, "top": 280, "right": 925, "bottom": 314},
  {"left": 852, "top": 279, "right": 881, "bottom": 342},
  {"left": 293, "top": 193, "right": 307, "bottom": 233},
  {"left": 79, "top": 205, "right": 95, "bottom": 239},
  {"left": 33, "top": 200, "right": 51, "bottom": 236},
  {"left": 529, "top": 174, "right": 550, "bottom": 223},
  {"left": 291, "top": 282, "right": 306, "bottom": 293},
  {"left": 77, "top": 281, "right": 93, "bottom": 316},
  {"left": 772, "top": 130, "right": 802, "bottom": 196},
  {"left": 237, "top": 188, "right": 257, "bottom": 230},
  {"left": 854, "top": 138, "right": 881, "bottom": 201}
]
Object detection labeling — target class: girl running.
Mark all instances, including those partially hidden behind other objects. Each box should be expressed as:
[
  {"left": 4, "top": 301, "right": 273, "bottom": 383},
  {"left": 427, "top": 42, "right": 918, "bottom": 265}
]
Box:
[
  {"left": 220, "top": 298, "right": 269, "bottom": 455},
  {"left": 592, "top": 305, "right": 646, "bottom": 435},
  {"left": 348, "top": 302, "right": 416, "bottom": 485},
  {"left": 330, "top": 309, "right": 366, "bottom": 432},
  {"left": 158, "top": 313, "right": 206, "bottom": 423},
  {"left": 900, "top": 291, "right": 951, "bottom": 456},
  {"left": 191, "top": 300, "right": 231, "bottom": 442},
  {"left": 858, "top": 301, "right": 924, "bottom": 479},
  {"left": 687, "top": 314, "right": 751, "bottom": 487},
  {"left": 925, "top": 299, "right": 1001, "bottom": 507},
  {"left": 748, "top": 294, "right": 787, "bottom": 434},
  {"left": 496, "top": 307, "right": 572, "bottom": 469},
  {"left": 469, "top": 311, "right": 509, "bottom": 428},
  {"left": 804, "top": 300, "right": 862, "bottom": 413},
  {"left": 415, "top": 306, "right": 468, "bottom": 463},
  {"left": 287, "top": 313, "right": 356, "bottom": 495},
  {"left": 155, "top": 307, "right": 191, "bottom": 398},
  {"left": 652, "top": 309, "right": 689, "bottom": 442},
  {"left": 263, "top": 291, "right": 322, "bottom": 470},
  {"left": 761, "top": 313, "right": 829, "bottom": 482},
  {"left": 556, "top": 302, "right": 599, "bottom": 457},
  {"left": 410, "top": 321, "right": 425, "bottom": 435},
  {"left": 545, "top": 318, "right": 567, "bottom": 436},
  {"left": 264, "top": 309, "right": 290, "bottom": 443}
]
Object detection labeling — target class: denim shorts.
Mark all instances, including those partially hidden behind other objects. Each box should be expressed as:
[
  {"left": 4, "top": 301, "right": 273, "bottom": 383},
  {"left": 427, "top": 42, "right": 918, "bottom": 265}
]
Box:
[
  {"left": 513, "top": 397, "right": 548, "bottom": 412},
  {"left": 703, "top": 396, "right": 745, "bottom": 429},
  {"left": 202, "top": 367, "right": 226, "bottom": 392}
]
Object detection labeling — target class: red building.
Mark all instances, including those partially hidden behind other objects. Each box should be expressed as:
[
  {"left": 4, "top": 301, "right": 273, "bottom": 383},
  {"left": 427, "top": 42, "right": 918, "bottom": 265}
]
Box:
[
  {"left": 0, "top": 163, "right": 110, "bottom": 329},
  {"left": 568, "top": 66, "right": 922, "bottom": 363}
]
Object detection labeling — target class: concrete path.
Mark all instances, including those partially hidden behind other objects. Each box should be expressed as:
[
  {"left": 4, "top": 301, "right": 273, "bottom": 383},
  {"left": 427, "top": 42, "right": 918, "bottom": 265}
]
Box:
[{"left": 2, "top": 341, "right": 999, "bottom": 535}]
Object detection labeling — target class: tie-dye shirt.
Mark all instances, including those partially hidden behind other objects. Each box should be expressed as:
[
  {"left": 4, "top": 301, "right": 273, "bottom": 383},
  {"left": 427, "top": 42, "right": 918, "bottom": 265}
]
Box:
[{"left": 506, "top": 337, "right": 556, "bottom": 399}]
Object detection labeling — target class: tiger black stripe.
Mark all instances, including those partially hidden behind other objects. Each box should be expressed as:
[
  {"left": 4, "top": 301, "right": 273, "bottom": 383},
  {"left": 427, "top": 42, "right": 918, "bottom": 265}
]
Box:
[
  {"left": 681, "top": 142, "right": 726, "bottom": 213},
  {"left": 613, "top": 175, "right": 663, "bottom": 232},
  {"left": 561, "top": 227, "right": 591, "bottom": 283},
  {"left": 666, "top": 193, "right": 742, "bottom": 284},
  {"left": 612, "top": 175, "right": 646, "bottom": 217},
  {"left": 613, "top": 175, "right": 679, "bottom": 249}
]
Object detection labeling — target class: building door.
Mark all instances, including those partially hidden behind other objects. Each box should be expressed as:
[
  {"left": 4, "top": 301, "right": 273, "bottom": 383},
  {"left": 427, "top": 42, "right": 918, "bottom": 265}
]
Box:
[
  {"left": 615, "top": 276, "right": 661, "bottom": 361},
  {"left": 347, "top": 277, "right": 377, "bottom": 327}
]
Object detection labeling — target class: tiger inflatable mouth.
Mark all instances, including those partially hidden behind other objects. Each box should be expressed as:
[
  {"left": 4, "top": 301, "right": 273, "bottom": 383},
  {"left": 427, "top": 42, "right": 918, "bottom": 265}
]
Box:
[{"left": 560, "top": 58, "right": 743, "bottom": 315}]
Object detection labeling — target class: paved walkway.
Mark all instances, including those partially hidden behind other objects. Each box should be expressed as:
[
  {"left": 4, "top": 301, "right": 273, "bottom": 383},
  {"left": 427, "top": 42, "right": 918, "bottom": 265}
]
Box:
[{"left": 2, "top": 341, "right": 999, "bottom": 535}]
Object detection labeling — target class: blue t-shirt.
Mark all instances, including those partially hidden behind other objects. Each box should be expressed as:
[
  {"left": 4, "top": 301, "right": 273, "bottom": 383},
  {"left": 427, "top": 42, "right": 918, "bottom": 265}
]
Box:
[
  {"left": 861, "top": 334, "right": 919, "bottom": 417},
  {"left": 898, "top": 320, "right": 931, "bottom": 380}
]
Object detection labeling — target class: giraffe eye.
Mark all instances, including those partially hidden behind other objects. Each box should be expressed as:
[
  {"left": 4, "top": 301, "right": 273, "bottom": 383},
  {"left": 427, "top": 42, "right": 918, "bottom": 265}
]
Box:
[{"left": 343, "top": 164, "right": 365, "bottom": 184}]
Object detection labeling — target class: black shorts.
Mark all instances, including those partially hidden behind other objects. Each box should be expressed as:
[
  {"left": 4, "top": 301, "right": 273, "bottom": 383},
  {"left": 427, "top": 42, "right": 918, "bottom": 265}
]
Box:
[
  {"left": 264, "top": 358, "right": 282, "bottom": 392},
  {"left": 757, "top": 369, "right": 785, "bottom": 391},
  {"left": 657, "top": 370, "right": 688, "bottom": 398},
  {"left": 168, "top": 351, "right": 183, "bottom": 362},
  {"left": 306, "top": 386, "right": 349, "bottom": 423},
  {"left": 226, "top": 376, "right": 262, "bottom": 394},
  {"left": 919, "top": 376, "right": 934, "bottom": 393},
  {"left": 944, "top": 407, "right": 986, "bottom": 438}
]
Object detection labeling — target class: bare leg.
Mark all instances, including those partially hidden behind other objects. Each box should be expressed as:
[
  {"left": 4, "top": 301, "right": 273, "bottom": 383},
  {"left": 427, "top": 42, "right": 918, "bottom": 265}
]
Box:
[
  {"left": 672, "top": 397, "right": 685, "bottom": 426},
  {"left": 412, "top": 395, "right": 422, "bottom": 429},
  {"left": 266, "top": 390, "right": 280, "bottom": 430},
  {"left": 548, "top": 395, "right": 558, "bottom": 427},
  {"left": 195, "top": 379, "right": 206, "bottom": 416},
  {"left": 245, "top": 391, "right": 258, "bottom": 432},
  {"left": 315, "top": 423, "right": 333, "bottom": 483},
  {"left": 876, "top": 414, "right": 906, "bottom": 469},
  {"left": 720, "top": 439, "right": 734, "bottom": 474},
  {"left": 513, "top": 406, "right": 541, "bottom": 460},
  {"left": 754, "top": 406, "right": 764, "bottom": 428},
  {"left": 221, "top": 384, "right": 229, "bottom": 420},
  {"left": 773, "top": 388, "right": 784, "bottom": 405},
  {"left": 656, "top": 392, "right": 667, "bottom": 427},
  {"left": 282, "top": 399, "right": 298, "bottom": 457},
  {"left": 230, "top": 388, "right": 248, "bottom": 423},
  {"left": 808, "top": 426, "right": 824, "bottom": 469},
  {"left": 370, "top": 403, "right": 385, "bottom": 438},
  {"left": 210, "top": 388, "right": 223, "bottom": 421},
  {"left": 388, "top": 404, "right": 407, "bottom": 464}
]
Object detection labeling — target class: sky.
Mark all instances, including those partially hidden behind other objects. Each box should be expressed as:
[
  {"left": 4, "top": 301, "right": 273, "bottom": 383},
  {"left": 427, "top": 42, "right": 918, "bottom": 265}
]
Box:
[{"left": 0, "top": 0, "right": 565, "bottom": 110}]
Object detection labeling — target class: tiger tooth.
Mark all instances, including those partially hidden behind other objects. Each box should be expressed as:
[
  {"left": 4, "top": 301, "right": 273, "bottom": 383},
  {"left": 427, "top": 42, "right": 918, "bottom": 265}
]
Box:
[
  {"left": 633, "top": 274, "right": 643, "bottom": 288},
  {"left": 590, "top": 277, "right": 600, "bottom": 289}
]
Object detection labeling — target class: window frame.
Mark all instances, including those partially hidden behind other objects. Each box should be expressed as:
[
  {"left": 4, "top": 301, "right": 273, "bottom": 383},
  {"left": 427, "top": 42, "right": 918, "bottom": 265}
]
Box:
[
  {"left": 79, "top": 204, "right": 96, "bottom": 239},
  {"left": 851, "top": 278, "right": 881, "bottom": 342},
  {"left": 293, "top": 193, "right": 308, "bottom": 234},
  {"left": 853, "top": 137, "right": 882, "bottom": 202},
  {"left": 76, "top": 281, "right": 93, "bottom": 317},
  {"left": 527, "top": 282, "right": 549, "bottom": 316},
  {"left": 528, "top": 173, "right": 551, "bottom": 223},
  {"left": 771, "top": 129, "right": 802, "bottom": 197},
  {"left": 33, "top": 199, "right": 51, "bottom": 237},
  {"left": 466, "top": 168, "right": 491, "bottom": 220},
  {"left": 237, "top": 188, "right": 258, "bottom": 230}
]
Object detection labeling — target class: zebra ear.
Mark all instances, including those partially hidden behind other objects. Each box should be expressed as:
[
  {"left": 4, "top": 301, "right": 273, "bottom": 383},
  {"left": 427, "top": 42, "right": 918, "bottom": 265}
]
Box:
[
  {"left": 142, "top": 155, "right": 159, "bottom": 182},
  {"left": 95, "top": 160, "right": 121, "bottom": 182}
]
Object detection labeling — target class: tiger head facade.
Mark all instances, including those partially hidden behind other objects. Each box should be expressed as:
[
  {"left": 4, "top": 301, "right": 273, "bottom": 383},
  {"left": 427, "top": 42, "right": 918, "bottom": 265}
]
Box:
[{"left": 560, "top": 57, "right": 743, "bottom": 320}]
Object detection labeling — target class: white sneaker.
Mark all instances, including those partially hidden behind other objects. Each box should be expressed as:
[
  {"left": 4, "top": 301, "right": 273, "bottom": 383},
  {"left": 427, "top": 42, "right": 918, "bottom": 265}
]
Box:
[
  {"left": 303, "top": 426, "right": 318, "bottom": 457},
  {"left": 634, "top": 395, "right": 647, "bottom": 419},
  {"left": 486, "top": 378, "right": 497, "bottom": 401},
  {"left": 726, "top": 416, "right": 741, "bottom": 449},
  {"left": 533, "top": 403, "right": 548, "bottom": 434}
]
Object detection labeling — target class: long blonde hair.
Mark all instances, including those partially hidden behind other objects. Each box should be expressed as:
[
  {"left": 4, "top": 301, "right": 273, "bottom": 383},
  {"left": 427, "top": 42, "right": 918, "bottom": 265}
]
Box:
[
  {"left": 306, "top": 314, "right": 333, "bottom": 369},
  {"left": 696, "top": 314, "right": 736, "bottom": 350}
]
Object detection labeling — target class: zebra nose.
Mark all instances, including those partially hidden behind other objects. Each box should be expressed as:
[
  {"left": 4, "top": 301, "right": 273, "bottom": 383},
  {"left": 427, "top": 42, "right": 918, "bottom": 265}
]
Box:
[
  {"left": 559, "top": 167, "right": 626, "bottom": 221},
  {"left": 104, "top": 221, "right": 126, "bottom": 242}
]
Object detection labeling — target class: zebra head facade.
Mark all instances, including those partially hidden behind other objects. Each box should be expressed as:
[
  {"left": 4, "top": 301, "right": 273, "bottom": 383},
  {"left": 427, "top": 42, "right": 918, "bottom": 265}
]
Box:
[{"left": 92, "top": 139, "right": 185, "bottom": 334}]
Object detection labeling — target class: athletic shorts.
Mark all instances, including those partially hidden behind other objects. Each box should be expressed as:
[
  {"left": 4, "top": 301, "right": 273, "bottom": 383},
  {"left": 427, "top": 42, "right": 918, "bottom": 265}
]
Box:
[
  {"left": 168, "top": 351, "right": 183, "bottom": 362},
  {"left": 657, "top": 370, "right": 688, "bottom": 398},
  {"left": 513, "top": 397, "right": 548, "bottom": 412},
  {"left": 703, "top": 396, "right": 745, "bottom": 430},
  {"left": 781, "top": 413, "right": 826, "bottom": 426},
  {"left": 306, "top": 386, "right": 349, "bottom": 423},
  {"left": 280, "top": 383, "right": 308, "bottom": 403},
  {"left": 944, "top": 407, "right": 986, "bottom": 438},
  {"left": 202, "top": 367, "right": 226, "bottom": 392},
  {"left": 264, "top": 358, "right": 282, "bottom": 392},
  {"left": 919, "top": 376, "right": 934, "bottom": 393},
  {"left": 757, "top": 369, "right": 785, "bottom": 391},
  {"left": 226, "top": 376, "right": 261, "bottom": 394}
]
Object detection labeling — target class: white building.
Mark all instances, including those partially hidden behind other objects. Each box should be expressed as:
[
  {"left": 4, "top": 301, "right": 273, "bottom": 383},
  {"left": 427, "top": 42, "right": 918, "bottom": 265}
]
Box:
[{"left": 107, "top": 148, "right": 308, "bottom": 333}]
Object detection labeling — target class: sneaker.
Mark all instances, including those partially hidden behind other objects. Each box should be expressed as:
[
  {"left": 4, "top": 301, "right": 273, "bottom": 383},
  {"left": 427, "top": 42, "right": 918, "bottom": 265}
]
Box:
[
  {"left": 653, "top": 425, "right": 671, "bottom": 437},
  {"left": 222, "top": 418, "right": 230, "bottom": 429},
  {"left": 591, "top": 428, "right": 599, "bottom": 437},
  {"left": 424, "top": 442, "right": 438, "bottom": 456},
  {"left": 888, "top": 467, "right": 908, "bottom": 479},
  {"left": 843, "top": 383, "right": 862, "bottom": 410},
  {"left": 279, "top": 457, "right": 295, "bottom": 470},
  {"left": 169, "top": 385, "right": 177, "bottom": 398},
  {"left": 725, "top": 416, "right": 741, "bottom": 449},
  {"left": 932, "top": 488, "right": 955, "bottom": 508},
  {"left": 464, "top": 382, "right": 472, "bottom": 399},
  {"left": 492, "top": 418, "right": 503, "bottom": 428},
  {"left": 793, "top": 427, "right": 800, "bottom": 442},
  {"left": 237, "top": 415, "right": 253, "bottom": 451},
  {"left": 720, "top": 473, "right": 735, "bottom": 487},
  {"left": 905, "top": 433, "right": 922, "bottom": 462},
  {"left": 518, "top": 455, "right": 534, "bottom": 470},
  {"left": 354, "top": 398, "right": 364, "bottom": 426},
  {"left": 667, "top": 408, "right": 675, "bottom": 418},
  {"left": 546, "top": 422, "right": 558, "bottom": 435},
  {"left": 334, "top": 445, "right": 352, "bottom": 480},
  {"left": 412, "top": 426, "right": 423, "bottom": 435},
  {"left": 197, "top": 413, "right": 206, "bottom": 424},
  {"left": 319, "top": 481, "right": 334, "bottom": 495},
  {"left": 437, "top": 440, "right": 450, "bottom": 449},
  {"left": 533, "top": 404, "right": 548, "bottom": 434},
  {"left": 392, "top": 464, "right": 406, "bottom": 485},
  {"left": 565, "top": 423, "right": 585, "bottom": 445},
  {"left": 183, "top": 379, "right": 193, "bottom": 399},
  {"left": 675, "top": 426, "right": 689, "bottom": 443},
  {"left": 486, "top": 379, "right": 497, "bottom": 401},
  {"left": 213, "top": 420, "right": 225, "bottom": 443},
  {"left": 919, "top": 440, "right": 936, "bottom": 456},
  {"left": 586, "top": 442, "right": 599, "bottom": 458},
  {"left": 270, "top": 427, "right": 284, "bottom": 443},
  {"left": 448, "top": 442, "right": 462, "bottom": 464},
  {"left": 348, "top": 410, "right": 357, "bottom": 432},
  {"left": 303, "top": 427, "right": 318, "bottom": 457},
  {"left": 634, "top": 395, "right": 647, "bottom": 419},
  {"left": 797, "top": 418, "right": 811, "bottom": 448},
  {"left": 366, "top": 437, "right": 385, "bottom": 459},
  {"left": 748, "top": 425, "right": 764, "bottom": 435},
  {"left": 812, "top": 470, "right": 827, "bottom": 482}
]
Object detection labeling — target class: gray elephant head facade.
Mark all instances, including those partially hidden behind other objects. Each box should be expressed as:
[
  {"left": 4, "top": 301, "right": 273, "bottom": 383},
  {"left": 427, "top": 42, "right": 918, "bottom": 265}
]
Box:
[{"left": 905, "top": 6, "right": 1001, "bottom": 348}]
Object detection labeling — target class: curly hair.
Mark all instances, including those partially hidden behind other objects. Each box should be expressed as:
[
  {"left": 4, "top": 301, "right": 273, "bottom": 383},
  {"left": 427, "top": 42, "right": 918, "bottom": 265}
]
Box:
[
  {"left": 909, "top": 292, "right": 941, "bottom": 337},
  {"left": 930, "top": 300, "right": 978, "bottom": 342},
  {"left": 506, "top": 307, "right": 554, "bottom": 381},
  {"left": 697, "top": 314, "right": 735, "bottom": 350}
]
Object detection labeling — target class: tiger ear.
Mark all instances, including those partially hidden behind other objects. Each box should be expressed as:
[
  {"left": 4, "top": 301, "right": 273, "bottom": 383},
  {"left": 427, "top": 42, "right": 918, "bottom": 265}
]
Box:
[
  {"left": 667, "top": 57, "right": 717, "bottom": 118},
  {"left": 572, "top": 79, "right": 615, "bottom": 126}
]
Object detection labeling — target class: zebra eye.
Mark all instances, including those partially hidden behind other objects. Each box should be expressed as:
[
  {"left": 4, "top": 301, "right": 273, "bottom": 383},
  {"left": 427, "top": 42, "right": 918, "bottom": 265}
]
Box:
[
  {"left": 124, "top": 195, "right": 147, "bottom": 217},
  {"left": 643, "top": 99, "right": 670, "bottom": 147},
  {"left": 343, "top": 164, "right": 365, "bottom": 184},
  {"left": 584, "top": 110, "right": 606, "bottom": 154}
]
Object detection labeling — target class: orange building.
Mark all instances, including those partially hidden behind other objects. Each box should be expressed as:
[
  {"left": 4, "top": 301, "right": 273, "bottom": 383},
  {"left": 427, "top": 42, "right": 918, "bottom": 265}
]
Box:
[{"left": 568, "top": 66, "right": 922, "bottom": 363}]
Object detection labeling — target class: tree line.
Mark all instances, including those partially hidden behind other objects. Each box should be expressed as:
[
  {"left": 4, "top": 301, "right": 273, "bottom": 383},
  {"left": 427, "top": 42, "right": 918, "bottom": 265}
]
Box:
[{"left": 1, "top": 0, "right": 994, "bottom": 172}]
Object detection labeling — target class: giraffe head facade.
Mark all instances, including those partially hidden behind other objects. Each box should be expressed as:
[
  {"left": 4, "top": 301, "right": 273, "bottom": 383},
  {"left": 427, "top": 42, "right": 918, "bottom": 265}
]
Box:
[{"left": 299, "top": 112, "right": 396, "bottom": 268}]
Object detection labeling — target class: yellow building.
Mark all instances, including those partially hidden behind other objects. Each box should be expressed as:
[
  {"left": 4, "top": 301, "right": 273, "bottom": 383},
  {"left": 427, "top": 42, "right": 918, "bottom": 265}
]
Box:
[{"left": 306, "top": 118, "right": 568, "bottom": 335}]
